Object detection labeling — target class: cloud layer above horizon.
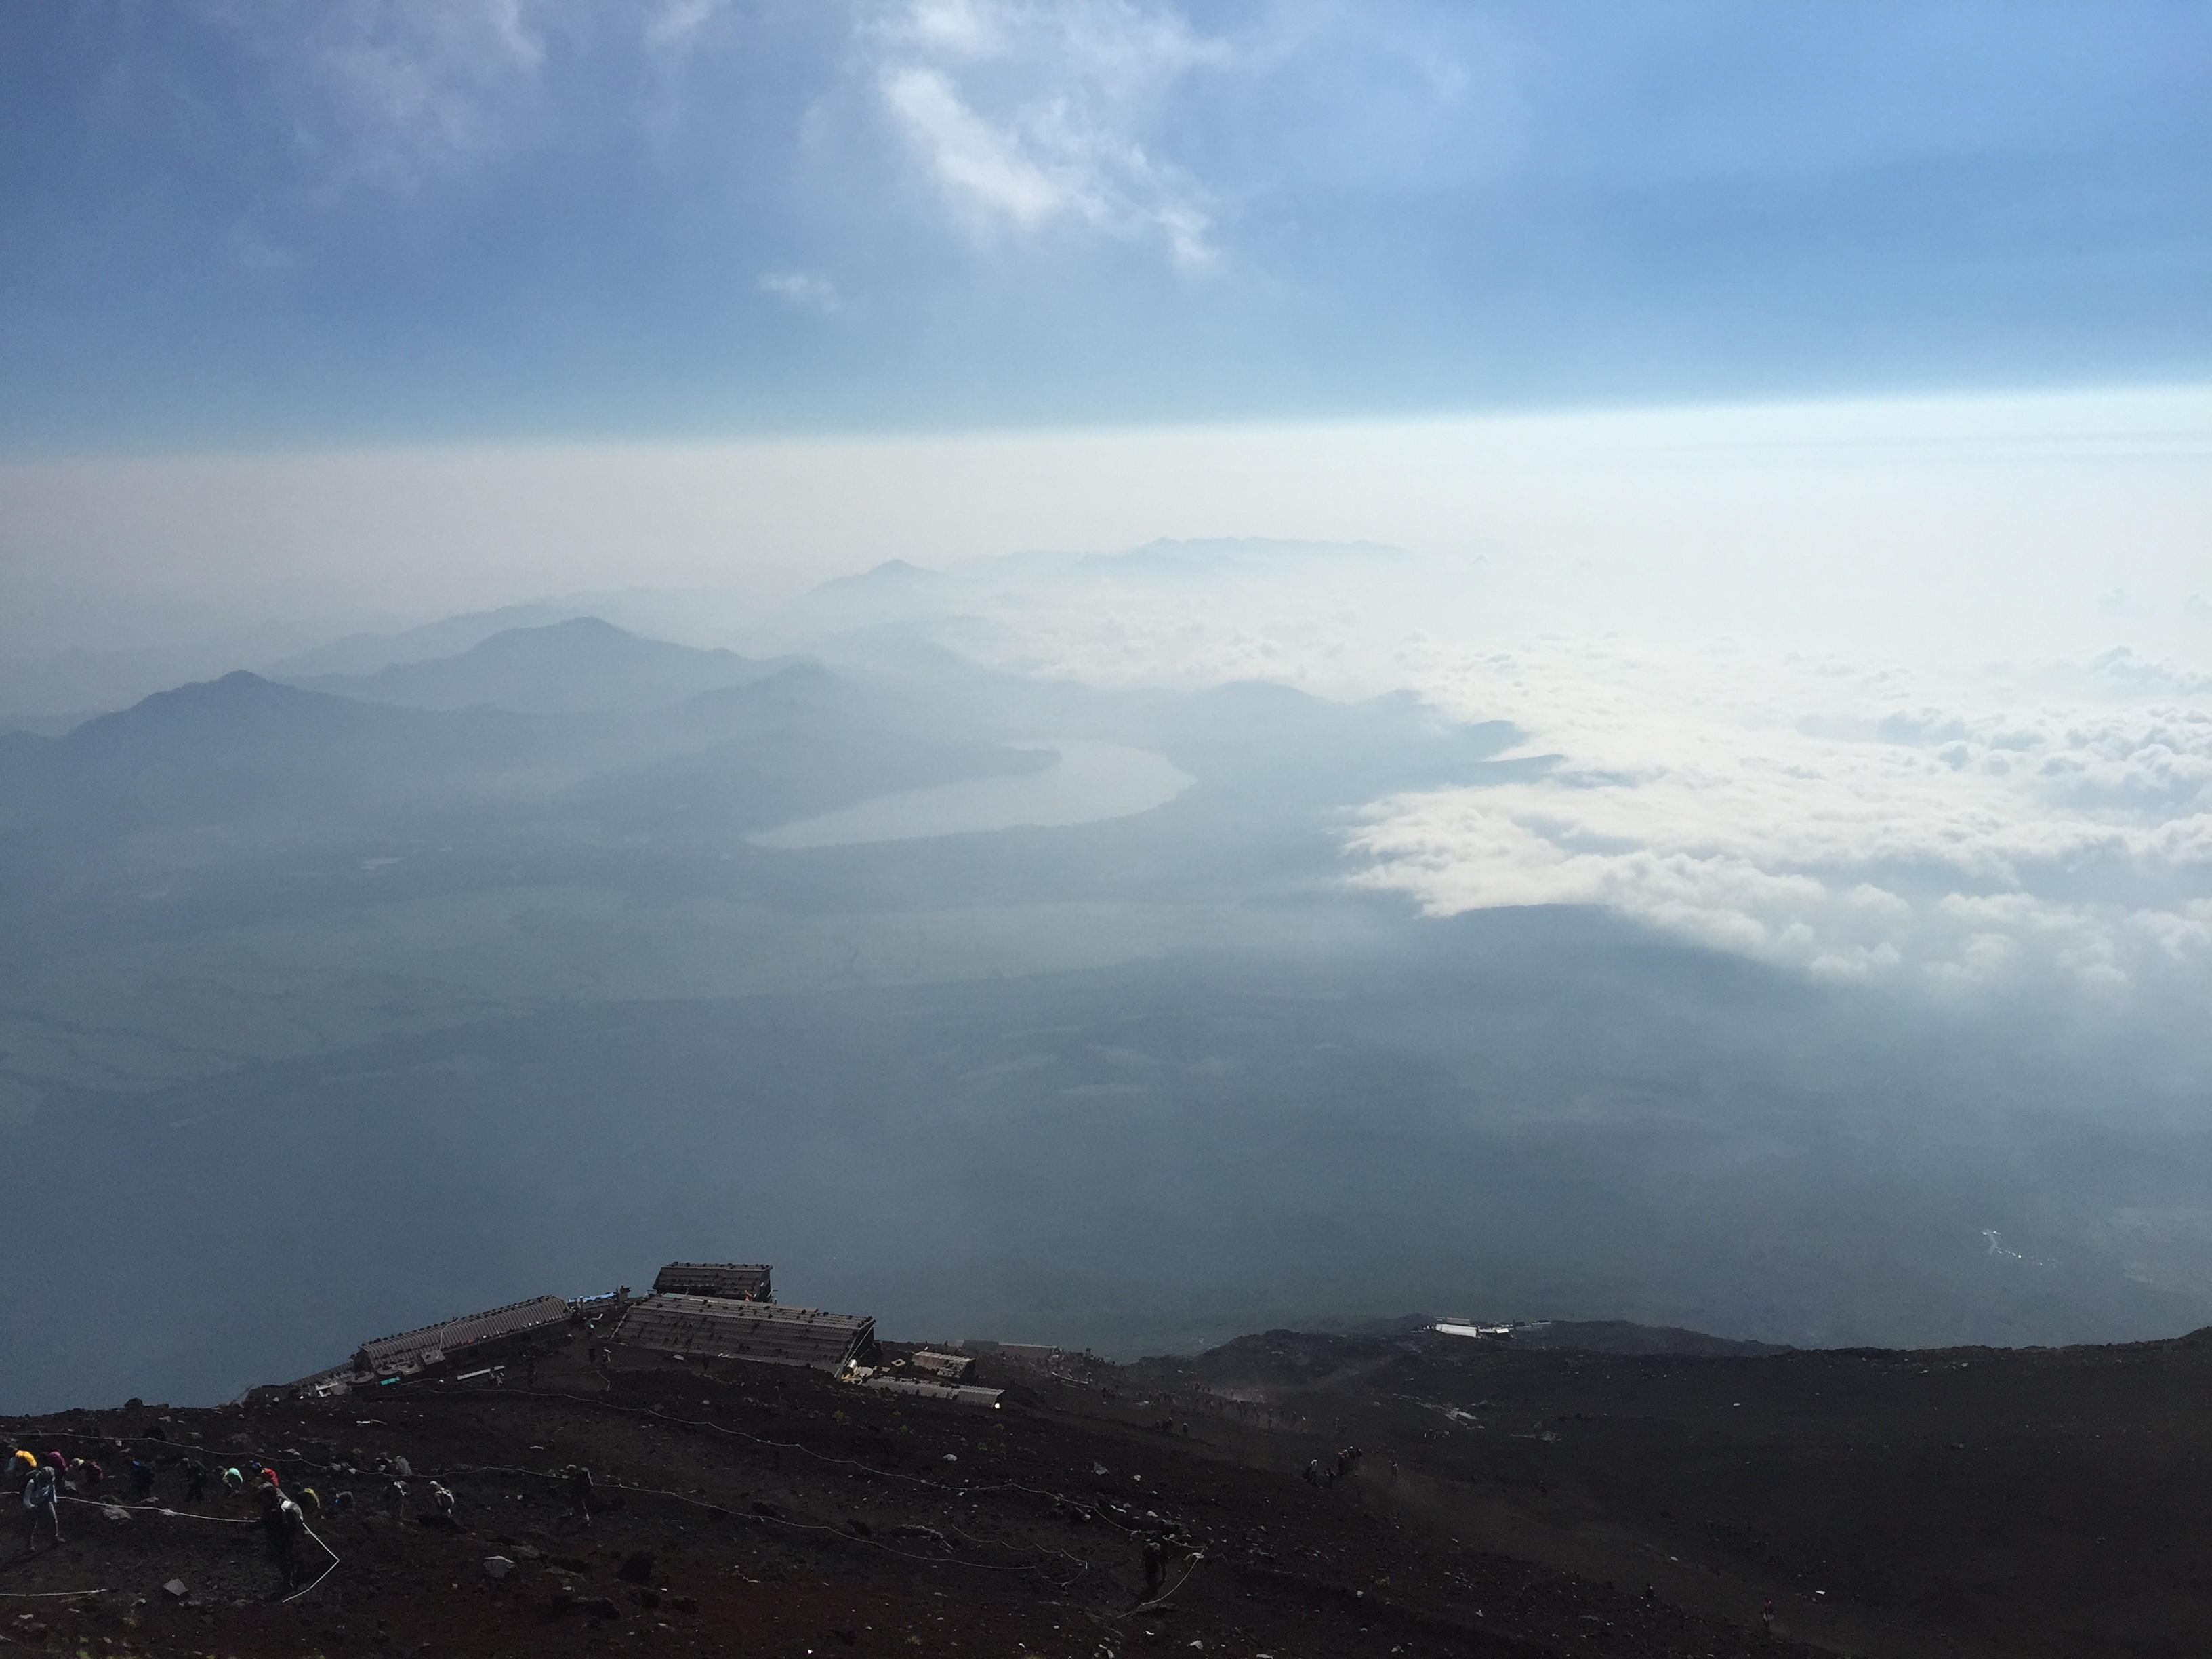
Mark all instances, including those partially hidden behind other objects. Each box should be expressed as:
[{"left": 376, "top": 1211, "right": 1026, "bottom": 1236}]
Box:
[{"left": 3, "top": 1, "right": 2207, "bottom": 448}]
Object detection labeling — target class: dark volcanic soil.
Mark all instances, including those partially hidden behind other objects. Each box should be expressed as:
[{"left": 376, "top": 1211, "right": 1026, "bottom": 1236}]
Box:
[{"left": 6, "top": 1320, "right": 2209, "bottom": 1658}]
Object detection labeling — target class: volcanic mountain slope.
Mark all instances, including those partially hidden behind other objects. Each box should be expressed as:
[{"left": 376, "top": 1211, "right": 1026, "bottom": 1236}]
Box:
[
  {"left": 1084, "top": 1323, "right": 2212, "bottom": 1658},
  {"left": 7, "top": 1319, "right": 2211, "bottom": 1658},
  {"left": 1, "top": 1330, "right": 1805, "bottom": 1659}
]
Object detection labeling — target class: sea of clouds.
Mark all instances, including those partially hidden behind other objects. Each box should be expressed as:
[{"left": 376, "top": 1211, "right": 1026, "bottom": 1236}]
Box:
[{"left": 912, "top": 544, "right": 2212, "bottom": 1002}]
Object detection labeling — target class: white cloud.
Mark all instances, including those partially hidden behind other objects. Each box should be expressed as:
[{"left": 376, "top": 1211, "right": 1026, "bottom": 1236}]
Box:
[
  {"left": 216, "top": 0, "right": 558, "bottom": 192},
  {"left": 1341, "top": 644, "right": 2212, "bottom": 997},
  {"left": 218, "top": 0, "right": 747, "bottom": 192},
  {"left": 758, "top": 269, "right": 842, "bottom": 312},
  {"left": 645, "top": 0, "right": 722, "bottom": 55},
  {"left": 870, "top": 0, "right": 1229, "bottom": 267},
  {"left": 881, "top": 67, "right": 1067, "bottom": 226}
]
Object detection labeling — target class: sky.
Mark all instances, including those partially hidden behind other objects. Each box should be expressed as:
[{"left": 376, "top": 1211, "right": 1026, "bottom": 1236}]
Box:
[
  {"left": 1, "top": 1, "right": 2207, "bottom": 450},
  {"left": 1, "top": 1, "right": 2207, "bottom": 1009}
]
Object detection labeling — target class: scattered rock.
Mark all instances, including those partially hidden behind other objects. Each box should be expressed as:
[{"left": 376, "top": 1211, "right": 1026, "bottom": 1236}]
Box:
[
  {"left": 161, "top": 1580, "right": 188, "bottom": 1601},
  {"left": 616, "top": 1550, "right": 656, "bottom": 1584},
  {"left": 483, "top": 1557, "right": 514, "bottom": 1580},
  {"left": 669, "top": 1596, "right": 698, "bottom": 1614},
  {"left": 583, "top": 1596, "right": 623, "bottom": 1620}
]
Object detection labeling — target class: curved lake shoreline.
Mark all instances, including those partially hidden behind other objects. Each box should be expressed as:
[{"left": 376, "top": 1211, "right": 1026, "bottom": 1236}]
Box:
[{"left": 749, "top": 739, "right": 1195, "bottom": 848}]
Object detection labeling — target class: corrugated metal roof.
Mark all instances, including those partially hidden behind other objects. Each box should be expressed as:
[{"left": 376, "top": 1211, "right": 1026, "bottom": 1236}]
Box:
[
  {"left": 611, "top": 1293, "right": 872, "bottom": 1373},
  {"left": 355, "top": 1294, "right": 571, "bottom": 1371},
  {"left": 909, "top": 1350, "right": 977, "bottom": 1382},
  {"left": 858, "top": 1376, "right": 1003, "bottom": 1409},
  {"left": 653, "top": 1263, "right": 773, "bottom": 1301}
]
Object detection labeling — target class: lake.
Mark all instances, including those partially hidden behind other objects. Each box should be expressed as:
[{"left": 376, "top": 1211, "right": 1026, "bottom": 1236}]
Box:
[{"left": 750, "top": 740, "right": 1195, "bottom": 848}]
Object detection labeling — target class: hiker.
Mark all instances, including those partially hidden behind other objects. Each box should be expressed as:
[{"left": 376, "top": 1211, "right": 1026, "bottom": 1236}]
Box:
[
  {"left": 260, "top": 1483, "right": 303, "bottom": 1588},
  {"left": 385, "top": 1478, "right": 407, "bottom": 1516},
  {"left": 276, "top": 1492, "right": 306, "bottom": 1586},
  {"left": 1141, "top": 1534, "right": 1166, "bottom": 1599},
  {"left": 1761, "top": 1598, "right": 1775, "bottom": 1638},
  {"left": 563, "top": 1464, "right": 594, "bottom": 1525},
  {"left": 74, "top": 1456, "right": 103, "bottom": 1493},
  {"left": 430, "top": 1480, "right": 456, "bottom": 1519},
  {"left": 23, "top": 1459, "right": 61, "bottom": 1551},
  {"left": 222, "top": 1466, "right": 245, "bottom": 1496},
  {"left": 299, "top": 1486, "right": 322, "bottom": 1517},
  {"left": 129, "top": 1459, "right": 155, "bottom": 1499},
  {"left": 183, "top": 1460, "right": 210, "bottom": 1503},
  {"left": 525, "top": 1353, "right": 539, "bottom": 1387},
  {"left": 9, "top": 1450, "right": 35, "bottom": 1494},
  {"left": 332, "top": 1490, "right": 355, "bottom": 1515}
]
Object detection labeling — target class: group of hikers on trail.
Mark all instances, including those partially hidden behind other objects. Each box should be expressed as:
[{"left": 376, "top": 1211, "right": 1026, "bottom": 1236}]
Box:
[
  {"left": 1300, "top": 1443, "right": 1366, "bottom": 1488},
  {"left": 14, "top": 1442, "right": 338, "bottom": 1587}
]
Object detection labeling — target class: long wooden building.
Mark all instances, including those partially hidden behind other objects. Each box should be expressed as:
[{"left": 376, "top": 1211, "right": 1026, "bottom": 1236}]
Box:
[
  {"left": 610, "top": 1293, "right": 874, "bottom": 1374},
  {"left": 652, "top": 1262, "right": 773, "bottom": 1302},
  {"left": 281, "top": 1292, "right": 573, "bottom": 1395}
]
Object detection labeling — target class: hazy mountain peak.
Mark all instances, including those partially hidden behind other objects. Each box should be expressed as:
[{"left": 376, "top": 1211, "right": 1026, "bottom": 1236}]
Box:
[
  {"left": 260, "top": 602, "right": 586, "bottom": 680},
  {"left": 821, "top": 560, "right": 951, "bottom": 590},
  {"left": 283, "top": 618, "right": 785, "bottom": 714},
  {"left": 83, "top": 669, "right": 331, "bottom": 732}
]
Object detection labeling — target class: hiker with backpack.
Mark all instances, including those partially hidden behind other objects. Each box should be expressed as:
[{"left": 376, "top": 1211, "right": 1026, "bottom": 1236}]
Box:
[{"left": 22, "top": 1460, "right": 60, "bottom": 1552}]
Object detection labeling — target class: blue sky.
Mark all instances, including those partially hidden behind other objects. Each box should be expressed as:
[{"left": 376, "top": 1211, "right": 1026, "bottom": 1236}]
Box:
[{"left": 2, "top": 1, "right": 2207, "bottom": 452}]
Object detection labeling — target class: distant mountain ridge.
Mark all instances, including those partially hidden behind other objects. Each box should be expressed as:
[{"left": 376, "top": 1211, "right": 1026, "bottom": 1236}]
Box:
[
  {"left": 261, "top": 602, "right": 587, "bottom": 680},
  {"left": 284, "top": 617, "right": 793, "bottom": 714}
]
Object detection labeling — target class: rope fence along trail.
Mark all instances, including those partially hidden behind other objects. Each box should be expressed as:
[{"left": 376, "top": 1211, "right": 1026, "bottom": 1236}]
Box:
[
  {"left": 14, "top": 1376, "right": 1183, "bottom": 1609},
  {"left": 46, "top": 1492, "right": 342, "bottom": 1605}
]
